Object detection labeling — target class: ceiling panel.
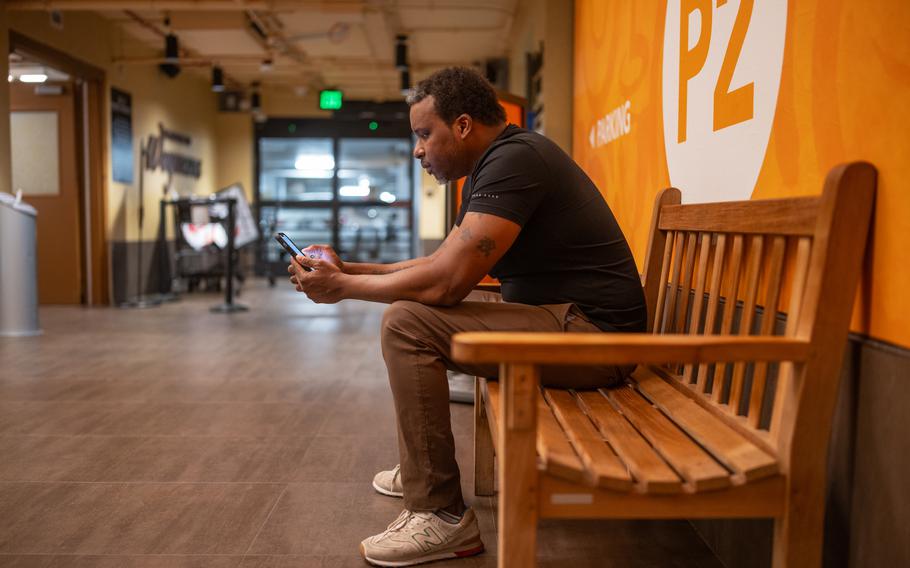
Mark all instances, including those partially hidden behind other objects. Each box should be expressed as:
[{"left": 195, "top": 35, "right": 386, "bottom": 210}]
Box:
[
  {"left": 180, "top": 30, "right": 267, "bottom": 56},
  {"left": 295, "top": 24, "right": 374, "bottom": 58},
  {"left": 398, "top": 8, "right": 511, "bottom": 29},
  {"left": 413, "top": 32, "right": 502, "bottom": 64},
  {"left": 90, "top": 0, "right": 520, "bottom": 100}
]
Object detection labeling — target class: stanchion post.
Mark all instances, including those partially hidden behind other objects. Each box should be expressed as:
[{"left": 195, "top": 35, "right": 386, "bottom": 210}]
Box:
[{"left": 211, "top": 197, "right": 248, "bottom": 313}]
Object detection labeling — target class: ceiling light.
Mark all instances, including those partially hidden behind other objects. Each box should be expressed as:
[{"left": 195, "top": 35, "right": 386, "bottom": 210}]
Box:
[
  {"left": 7, "top": 74, "right": 12, "bottom": 83},
  {"left": 211, "top": 66, "right": 224, "bottom": 92},
  {"left": 164, "top": 33, "right": 179, "bottom": 63},
  {"left": 400, "top": 69, "right": 411, "bottom": 95},
  {"left": 295, "top": 155, "right": 335, "bottom": 171},
  {"left": 19, "top": 74, "right": 48, "bottom": 83},
  {"left": 260, "top": 59, "right": 273, "bottom": 72},
  {"left": 379, "top": 191, "right": 396, "bottom": 203},
  {"left": 340, "top": 177, "right": 371, "bottom": 197},
  {"left": 395, "top": 35, "right": 408, "bottom": 70},
  {"left": 339, "top": 185, "right": 371, "bottom": 198}
]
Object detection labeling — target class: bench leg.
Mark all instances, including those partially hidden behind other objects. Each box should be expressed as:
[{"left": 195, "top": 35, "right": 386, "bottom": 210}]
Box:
[
  {"left": 498, "top": 364, "right": 539, "bottom": 568},
  {"left": 771, "top": 487, "right": 824, "bottom": 568},
  {"left": 474, "top": 377, "right": 495, "bottom": 497}
]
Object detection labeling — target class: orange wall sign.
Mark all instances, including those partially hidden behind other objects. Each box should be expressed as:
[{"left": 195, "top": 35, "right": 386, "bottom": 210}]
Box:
[{"left": 574, "top": 0, "right": 910, "bottom": 348}]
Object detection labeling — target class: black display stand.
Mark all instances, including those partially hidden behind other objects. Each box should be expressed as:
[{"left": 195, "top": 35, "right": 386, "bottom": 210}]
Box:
[
  {"left": 120, "top": 140, "right": 162, "bottom": 309},
  {"left": 160, "top": 197, "right": 248, "bottom": 314}
]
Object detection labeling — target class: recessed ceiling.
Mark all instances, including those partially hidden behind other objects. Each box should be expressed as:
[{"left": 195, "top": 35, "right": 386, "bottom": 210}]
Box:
[{"left": 5, "top": 0, "right": 521, "bottom": 101}]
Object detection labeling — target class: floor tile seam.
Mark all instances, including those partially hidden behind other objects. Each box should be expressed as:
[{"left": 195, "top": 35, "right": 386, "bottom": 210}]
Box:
[
  {"left": 0, "top": 434, "right": 319, "bottom": 441},
  {"left": 0, "top": 553, "right": 247, "bottom": 558},
  {"left": 0, "top": 480, "right": 289, "bottom": 486},
  {"left": 0, "top": 400, "right": 330, "bottom": 405},
  {"left": 0, "top": 433, "right": 320, "bottom": 438},
  {"left": 242, "top": 483, "right": 291, "bottom": 557}
]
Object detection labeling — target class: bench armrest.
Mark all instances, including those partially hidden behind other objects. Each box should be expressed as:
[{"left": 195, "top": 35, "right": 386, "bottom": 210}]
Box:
[{"left": 451, "top": 332, "right": 811, "bottom": 366}]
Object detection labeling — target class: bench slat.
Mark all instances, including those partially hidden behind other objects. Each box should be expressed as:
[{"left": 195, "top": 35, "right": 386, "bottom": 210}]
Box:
[
  {"left": 712, "top": 234, "right": 745, "bottom": 403},
  {"left": 729, "top": 235, "right": 765, "bottom": 413},
  {"left": 676, "top": 232, "right": 698, "bottom": 335},
  {"left": 488, "top": 379, "right": 587, "bottom": 484},
  {"left": 544, "top": 389, "right": 634, "bottom": 491},
  {"left": 633, "top": 370, "right": 779, "bottom": 482},
  {"left": 604, "top": 385, "right": 732, "bottom": 492},
  {"left": 770, "top": 236, "right": 813, "bottom": 437},
  {"left": 683, "top": 233, "right": 712, "bottom": 384},
  {"left": 576, "top": 391, "right": 683, "bottom": 494},
  {"left": 658, "top": 197, "right": 819, "bottom": 236},
  {"left": 748, "top": 235, "right": 787, "bottom": 427},
  {"left": 536, "top": 394, "right": 587, "bottom": 483},
  {"left": 697, "top": 234, "right": 727, "bottom": 393},
  {"left": 663, "top": 232, "right": 686, "bottom": 333},
  {"left": 652, "top": 230, "right": 676, "bottom": 333}
]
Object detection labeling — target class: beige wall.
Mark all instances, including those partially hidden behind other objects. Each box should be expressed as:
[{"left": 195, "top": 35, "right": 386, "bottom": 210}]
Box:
[
  {"left": 505, "top": 0, "right": 573, "bottom": 153},
  {"left": 214, "top": 113, "right": 254, "bottom": 202},
  {"left": 0, "top": 16, "right": 11, "bottom": 197},
  {"left": 507, "top": 0, "right": 545, "bottom": 98},
  {"left": 6, "top": 11, "right": 222, "bottom": 242},
  {"left": 260, "top": 85, "right": 331, "bottom": 119},
  {"left": 417, "top": 169, "right": 446, "bottom": 241},
  {"left": 542, "top": 0, "right": 574, "bottom": 155},
  {"left": 108, "top": 65, "right": 219, "bottom": 241}
]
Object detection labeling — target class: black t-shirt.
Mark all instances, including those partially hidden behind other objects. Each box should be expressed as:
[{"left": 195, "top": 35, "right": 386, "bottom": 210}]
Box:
[{"left": 456, "top": 125, "right": 647, "bottom": 333}]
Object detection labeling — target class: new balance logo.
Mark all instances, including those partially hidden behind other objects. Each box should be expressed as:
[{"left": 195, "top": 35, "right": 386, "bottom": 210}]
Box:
[{"left": 411, "top": 526, "right": 444, "bottom": 552}]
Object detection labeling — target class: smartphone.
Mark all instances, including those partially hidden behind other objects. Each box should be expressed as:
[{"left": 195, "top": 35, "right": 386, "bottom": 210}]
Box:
[{"left": 274, "top": 232, "right": 313, "bottom": 271}]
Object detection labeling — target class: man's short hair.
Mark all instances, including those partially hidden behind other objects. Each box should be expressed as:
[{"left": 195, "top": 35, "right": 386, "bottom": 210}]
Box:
[{"left": 406, "top": 66, "right": 507, "bottom": 126}]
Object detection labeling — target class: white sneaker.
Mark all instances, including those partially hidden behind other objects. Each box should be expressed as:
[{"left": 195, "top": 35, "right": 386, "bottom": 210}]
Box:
[
  {"left": 360, "top": 508, "right": 484, "bottom": 567},
  {"left": 373, "top": 464, "right": 404, "bottom": 498}
]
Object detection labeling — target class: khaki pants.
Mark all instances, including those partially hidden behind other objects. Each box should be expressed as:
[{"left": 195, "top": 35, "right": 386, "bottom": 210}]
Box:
[{"left": 380, "top": 291, "right": 630, "bottom": 512}]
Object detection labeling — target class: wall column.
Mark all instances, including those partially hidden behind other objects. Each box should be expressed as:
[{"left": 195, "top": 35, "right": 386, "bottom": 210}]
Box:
[
  {"left": 0, "top": 14, "right": 12, "bottom": 196},
  {"left": 543, "top": 0, "right": 574, "bottom": 154}
]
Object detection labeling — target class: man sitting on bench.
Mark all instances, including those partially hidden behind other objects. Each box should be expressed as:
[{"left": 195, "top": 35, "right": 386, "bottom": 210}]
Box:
[{"left": 288, "top": 66, "right": 647, "bottom": 567}]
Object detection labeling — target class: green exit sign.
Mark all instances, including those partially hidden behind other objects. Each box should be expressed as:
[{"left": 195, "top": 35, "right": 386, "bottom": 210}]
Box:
[{"left": 319, "top": 90, "right": 343, "bottom": 110}]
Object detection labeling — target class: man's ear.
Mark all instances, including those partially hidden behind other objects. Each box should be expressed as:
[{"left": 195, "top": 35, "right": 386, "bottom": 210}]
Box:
[{"left": 455, "top": 114, "right": 473, "bottom": 140}]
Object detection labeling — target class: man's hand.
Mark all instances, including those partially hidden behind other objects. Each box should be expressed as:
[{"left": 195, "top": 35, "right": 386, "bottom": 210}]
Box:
[
  {"left": 302, "top": 244, "right": 344, "bottom": 272},
  {"left": 288, "top": 254, "right": 346, "bottom": 304}
]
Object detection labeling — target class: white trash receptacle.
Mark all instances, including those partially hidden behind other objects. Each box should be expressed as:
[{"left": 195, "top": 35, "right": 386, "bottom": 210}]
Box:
[{"left": 0, "top": 192, "right": 41, "bottom": 337}]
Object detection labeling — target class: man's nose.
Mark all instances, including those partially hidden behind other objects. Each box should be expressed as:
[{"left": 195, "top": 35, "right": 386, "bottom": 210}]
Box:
[{"left": 413, "top": 144, "right": 424, "bottom": 159}]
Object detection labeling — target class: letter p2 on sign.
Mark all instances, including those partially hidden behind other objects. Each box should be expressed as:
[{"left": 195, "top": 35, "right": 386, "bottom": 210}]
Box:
[{"left": 662, "top": 0, "right": 787, "bottom": 204}]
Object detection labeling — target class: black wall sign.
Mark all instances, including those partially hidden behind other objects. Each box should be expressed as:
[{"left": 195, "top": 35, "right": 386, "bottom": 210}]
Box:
[
  {"left": 110, "top": 88, "right": 134, "bottom": 184},
  {"left": 145, "top": 123, "right": 202, "bottom": 179}
]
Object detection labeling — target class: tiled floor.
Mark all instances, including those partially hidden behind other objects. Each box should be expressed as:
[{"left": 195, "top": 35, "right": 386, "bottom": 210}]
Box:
[{"left": 0, "top": 281, "right": 724, "bottom": 567}]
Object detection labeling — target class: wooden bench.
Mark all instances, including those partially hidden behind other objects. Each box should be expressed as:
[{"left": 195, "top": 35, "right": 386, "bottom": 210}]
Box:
[{"left": 452, "top": 162, "right": 876, "bottom": 568}]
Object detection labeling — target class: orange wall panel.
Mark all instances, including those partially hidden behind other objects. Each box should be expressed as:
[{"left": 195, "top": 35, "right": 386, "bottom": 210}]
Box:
[{"left": 574, "top": 0, "right": 910, "bottom": 348}]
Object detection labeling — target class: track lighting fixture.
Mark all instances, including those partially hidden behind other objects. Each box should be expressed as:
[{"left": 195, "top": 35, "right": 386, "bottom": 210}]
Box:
[
  {"left": 395, "top": 35, "right": 408, "bottom": 70},
  {"left": 400, "top": 68, "right": 411, "bottom": 95},
  {"left": 159, "top": 22, "right": 181, "bottom": 78},
  {"left": 251, "top": 82, "right": 262, "bottom": 113},
  {"left": 211, "top": 66, "right": 224, "bottom": 92},
  {"left": 164, "top": 33, "right": 179, "bottom": 63}
]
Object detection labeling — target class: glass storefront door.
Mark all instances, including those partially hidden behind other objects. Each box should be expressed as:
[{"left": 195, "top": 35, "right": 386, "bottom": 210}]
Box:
[
  {"left": 337, "top": 138, "right": 412, "bottom": 263},
  {"left": 255, "top": 117, "right": 415, "bottom": 277}
]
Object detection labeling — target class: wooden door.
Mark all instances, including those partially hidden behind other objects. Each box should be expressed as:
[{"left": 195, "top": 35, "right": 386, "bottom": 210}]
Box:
[{"left": 10, "top": 82, "right": 83, "bottom": 304}]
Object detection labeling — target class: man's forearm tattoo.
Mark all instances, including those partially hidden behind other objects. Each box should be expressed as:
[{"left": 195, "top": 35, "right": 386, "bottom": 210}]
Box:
[{"left": 477, "top": 237, "right": 496, "bottom": 257}]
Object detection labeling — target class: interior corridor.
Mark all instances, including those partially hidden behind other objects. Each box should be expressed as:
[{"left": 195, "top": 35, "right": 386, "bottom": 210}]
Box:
[{"left": 0, "top": 282, "right": 722, "bottom": 567}]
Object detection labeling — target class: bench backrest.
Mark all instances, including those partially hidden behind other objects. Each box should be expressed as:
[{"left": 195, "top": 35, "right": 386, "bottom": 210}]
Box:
[{"left": 640, "top": 162, "right": 875, "bottom": 471}]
